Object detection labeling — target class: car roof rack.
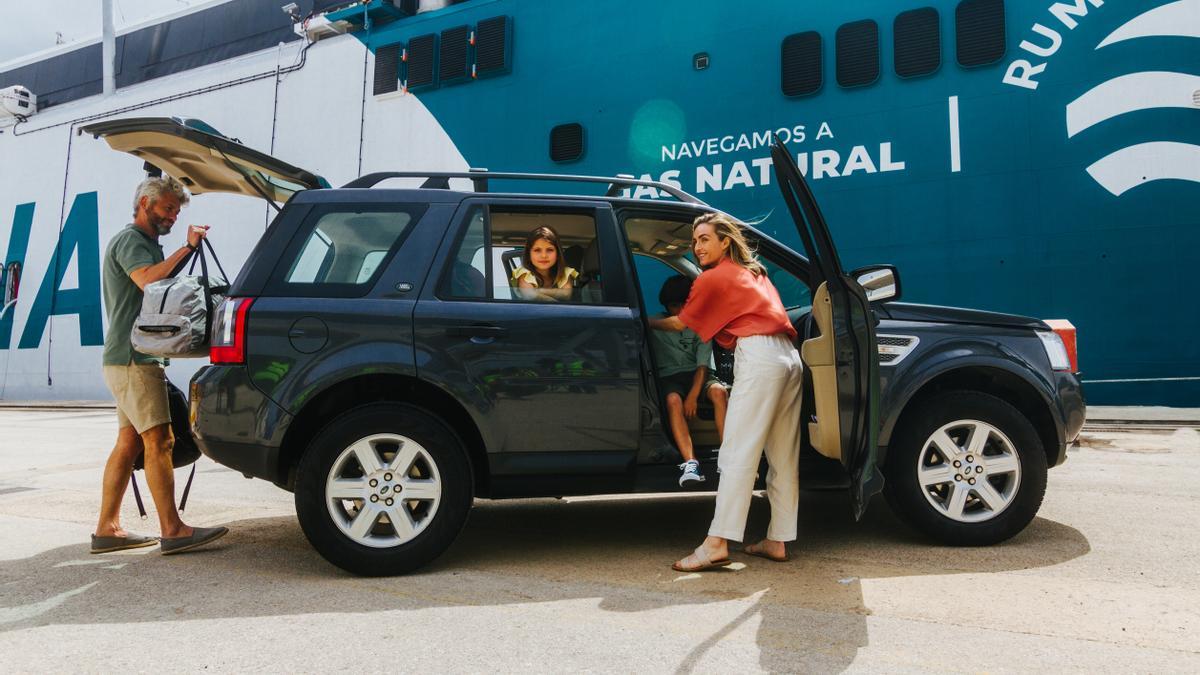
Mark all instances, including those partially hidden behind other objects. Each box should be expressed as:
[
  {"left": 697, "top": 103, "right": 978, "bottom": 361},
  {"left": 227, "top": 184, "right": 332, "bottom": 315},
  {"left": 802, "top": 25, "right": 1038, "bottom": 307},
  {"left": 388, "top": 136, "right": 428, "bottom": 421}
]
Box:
[{"left": 340, "top": 169, "right": 707, "bottom": 205}]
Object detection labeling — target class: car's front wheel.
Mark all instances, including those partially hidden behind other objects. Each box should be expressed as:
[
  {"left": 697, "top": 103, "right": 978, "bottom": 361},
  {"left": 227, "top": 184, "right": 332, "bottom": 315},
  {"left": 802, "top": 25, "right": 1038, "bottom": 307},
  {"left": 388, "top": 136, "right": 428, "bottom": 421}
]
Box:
[
  {"left": 884, "top": 391, "right": 1048, "bottom": 546},
  {"left": 295, "top": 403, "right": 473, "bottom": 575}
]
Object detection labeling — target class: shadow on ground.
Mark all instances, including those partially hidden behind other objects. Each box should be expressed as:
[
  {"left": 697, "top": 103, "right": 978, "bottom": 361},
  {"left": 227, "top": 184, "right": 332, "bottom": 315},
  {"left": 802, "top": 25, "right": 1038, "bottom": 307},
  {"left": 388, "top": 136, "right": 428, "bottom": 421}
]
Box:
[{"left": 0, "top": 492, "right": 1089, "bottom": 672}]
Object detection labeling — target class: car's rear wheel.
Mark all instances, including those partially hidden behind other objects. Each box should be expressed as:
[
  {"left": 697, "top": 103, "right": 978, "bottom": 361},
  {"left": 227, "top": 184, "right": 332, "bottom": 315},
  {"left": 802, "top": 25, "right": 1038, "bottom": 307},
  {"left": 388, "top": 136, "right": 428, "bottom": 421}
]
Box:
[
  {"left": 295, "top": 403, "right": 472, "bottom": 575},
  {"left": 884, "top": 391, "right": 1047, "bottom": 546}
]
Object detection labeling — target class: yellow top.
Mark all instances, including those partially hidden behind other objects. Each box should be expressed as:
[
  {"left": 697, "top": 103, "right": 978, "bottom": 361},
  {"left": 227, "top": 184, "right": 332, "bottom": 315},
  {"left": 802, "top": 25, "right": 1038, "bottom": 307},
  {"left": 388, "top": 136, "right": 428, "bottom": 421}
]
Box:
[{"left": 511, "top": 266, "right": 579, "bottom": 289}]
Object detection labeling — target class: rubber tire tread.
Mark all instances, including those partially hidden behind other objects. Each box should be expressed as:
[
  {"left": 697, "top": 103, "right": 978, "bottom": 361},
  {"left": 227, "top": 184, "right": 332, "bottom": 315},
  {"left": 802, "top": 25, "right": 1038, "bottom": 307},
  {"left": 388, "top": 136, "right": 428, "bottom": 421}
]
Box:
[
  {"left": 295, "top": 403, "right": 473, "bottom": 576},
  {"left": 883, "top": 391, "right": 1048, "bottom": 546}
]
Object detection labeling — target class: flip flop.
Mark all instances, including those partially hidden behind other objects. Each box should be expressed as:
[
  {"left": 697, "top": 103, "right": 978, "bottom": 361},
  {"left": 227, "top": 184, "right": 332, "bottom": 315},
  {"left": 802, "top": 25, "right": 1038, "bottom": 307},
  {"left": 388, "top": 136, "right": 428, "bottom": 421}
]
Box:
[
  {"left": 743, "top": 540, "right": 790, "bottom": 563},
  {"left": 90, "top": 533, "right": 159, "bottom": 554},
  {"left": 672, "top": 546, "right": 733, "bottom": 572}
]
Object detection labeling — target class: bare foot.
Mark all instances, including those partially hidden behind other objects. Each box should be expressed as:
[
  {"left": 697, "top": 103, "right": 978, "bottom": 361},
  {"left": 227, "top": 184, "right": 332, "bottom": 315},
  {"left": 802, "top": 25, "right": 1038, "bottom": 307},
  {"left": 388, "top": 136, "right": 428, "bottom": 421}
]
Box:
[{"left": 744, "top": 539, "right": 789, "bottom": 562}]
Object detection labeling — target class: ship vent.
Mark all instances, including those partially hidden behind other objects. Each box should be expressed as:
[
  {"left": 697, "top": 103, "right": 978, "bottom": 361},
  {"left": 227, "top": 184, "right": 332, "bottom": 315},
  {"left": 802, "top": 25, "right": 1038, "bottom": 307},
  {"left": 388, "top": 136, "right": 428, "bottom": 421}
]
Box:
[
  {"left": 894, "top": 8, "right": 940, "bottom": 78},
  {"left": 374, "top": 43, "right": 402, "bottom": 95},
  {"left": 781, "top": 32, "right": 822, "bottom": 97},
  {"left": 406, "top": 33, "right": 438, "bottom": 90},
  {"left": 550, "top": 123, "right": 584, "bottom": 163},
  {"left": 440, "top": 25, "right": 471, "bottom": 83},
  {"left": 475, "top": 16, "right": 512, "bottom": 77},
  {"left": 956, "top": 0, "right": 1006, "bottom": 67},
  {"left": 836, "top": 19, "right": 879, "bottom": 88},
  {"left": 878, "top": 335, "right": 919, "bottom": 365}
]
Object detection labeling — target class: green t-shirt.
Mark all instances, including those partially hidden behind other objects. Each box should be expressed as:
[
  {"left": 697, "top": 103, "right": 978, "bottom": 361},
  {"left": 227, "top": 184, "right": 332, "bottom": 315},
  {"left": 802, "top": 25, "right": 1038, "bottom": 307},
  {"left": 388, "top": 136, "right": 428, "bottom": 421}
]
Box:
[
  {"left": 102, "top": 225, "right": 165, "bottom": 366},
  {"left": 649, "top": 313, "right": 714, "bottom": 377}
]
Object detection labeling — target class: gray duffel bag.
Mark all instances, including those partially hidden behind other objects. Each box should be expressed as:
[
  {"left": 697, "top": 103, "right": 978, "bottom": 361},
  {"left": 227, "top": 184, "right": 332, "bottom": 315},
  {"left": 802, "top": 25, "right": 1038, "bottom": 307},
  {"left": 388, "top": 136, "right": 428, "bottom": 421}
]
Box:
[{"left": 131, "top": 238, "right": 228, "bottom": 359}]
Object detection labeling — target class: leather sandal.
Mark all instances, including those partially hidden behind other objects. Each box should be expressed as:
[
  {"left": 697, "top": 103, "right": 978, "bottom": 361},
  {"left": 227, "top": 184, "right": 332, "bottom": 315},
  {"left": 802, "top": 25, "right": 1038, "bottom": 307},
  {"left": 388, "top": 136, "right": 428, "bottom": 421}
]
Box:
[{"left": 672, "top": 546, "right": 733, "bottom": 572}]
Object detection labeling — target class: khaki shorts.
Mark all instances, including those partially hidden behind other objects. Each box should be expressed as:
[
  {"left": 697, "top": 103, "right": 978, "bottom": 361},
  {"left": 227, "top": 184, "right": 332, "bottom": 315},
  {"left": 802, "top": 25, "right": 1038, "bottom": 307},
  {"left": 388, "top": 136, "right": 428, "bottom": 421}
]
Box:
[{"left": 103, "top": 364, "right": 171, "bottom": 434}]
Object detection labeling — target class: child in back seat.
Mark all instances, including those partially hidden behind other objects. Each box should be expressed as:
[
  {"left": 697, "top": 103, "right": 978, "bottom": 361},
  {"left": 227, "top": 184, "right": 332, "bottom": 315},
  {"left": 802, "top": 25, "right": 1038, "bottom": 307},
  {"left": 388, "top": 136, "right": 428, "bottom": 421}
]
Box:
[{"left": 650, "top": 275, "right": 729, "bottom": 486}]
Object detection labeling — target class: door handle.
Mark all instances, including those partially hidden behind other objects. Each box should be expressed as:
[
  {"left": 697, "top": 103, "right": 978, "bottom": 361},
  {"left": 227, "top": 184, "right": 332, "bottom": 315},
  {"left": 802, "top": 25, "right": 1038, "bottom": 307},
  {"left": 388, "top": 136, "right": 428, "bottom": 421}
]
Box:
[{"left": 446, "top": 325, "right": 508, "bottom": 338}]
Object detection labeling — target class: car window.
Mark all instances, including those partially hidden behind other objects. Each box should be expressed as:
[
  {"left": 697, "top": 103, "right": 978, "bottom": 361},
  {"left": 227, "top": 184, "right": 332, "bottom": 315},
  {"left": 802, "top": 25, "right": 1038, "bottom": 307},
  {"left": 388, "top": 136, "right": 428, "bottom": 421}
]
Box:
[
  {"left": 441, "top": 206, "right": 607, "bottom": 304},
  {"left": 759, "top": 254, "right": 811, "bottom": 309},
  {"left": 633, "top": 253, "right": 691, "bottom": 317},
  {"left": 272, "top": 204, "right": 424, "bottom": 297},
  {"left": 286, "top": 229, "right": 332, "bottom": 283},
  {"left": 623, "top": 212, "right": 811, "bottom": 310},
  {"left": 355, "top": 250, "right": 388, "bottom": 284}
]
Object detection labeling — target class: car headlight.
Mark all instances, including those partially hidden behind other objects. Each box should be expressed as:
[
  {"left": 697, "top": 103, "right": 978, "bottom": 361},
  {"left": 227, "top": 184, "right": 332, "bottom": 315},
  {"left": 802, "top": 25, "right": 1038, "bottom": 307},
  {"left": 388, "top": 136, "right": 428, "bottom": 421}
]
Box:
[{"left": 1036, "top": 331, "right": 1071, "bottom": 371}]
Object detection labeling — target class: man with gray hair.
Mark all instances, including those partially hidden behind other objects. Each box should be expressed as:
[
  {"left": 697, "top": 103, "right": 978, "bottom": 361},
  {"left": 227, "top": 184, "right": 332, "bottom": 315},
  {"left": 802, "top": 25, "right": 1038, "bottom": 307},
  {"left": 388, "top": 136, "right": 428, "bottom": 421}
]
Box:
[{"left": 91, "top": 175, "right": 229, "bottom": 555}]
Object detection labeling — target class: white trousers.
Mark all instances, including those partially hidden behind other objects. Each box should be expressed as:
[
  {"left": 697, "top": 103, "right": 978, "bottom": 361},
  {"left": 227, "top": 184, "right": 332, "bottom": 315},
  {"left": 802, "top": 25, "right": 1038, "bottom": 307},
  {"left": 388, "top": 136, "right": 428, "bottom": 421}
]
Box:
[{"left": 707, "top": 334, "right": 803, "bottom": 542}]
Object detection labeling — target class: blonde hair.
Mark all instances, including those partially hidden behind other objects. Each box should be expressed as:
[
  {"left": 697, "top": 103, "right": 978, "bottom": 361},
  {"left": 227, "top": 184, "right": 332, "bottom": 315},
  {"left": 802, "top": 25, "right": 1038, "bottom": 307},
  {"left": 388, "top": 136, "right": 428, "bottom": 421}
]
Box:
[{"left": 692, "top": 212, "right": 766, "bottom": 276}]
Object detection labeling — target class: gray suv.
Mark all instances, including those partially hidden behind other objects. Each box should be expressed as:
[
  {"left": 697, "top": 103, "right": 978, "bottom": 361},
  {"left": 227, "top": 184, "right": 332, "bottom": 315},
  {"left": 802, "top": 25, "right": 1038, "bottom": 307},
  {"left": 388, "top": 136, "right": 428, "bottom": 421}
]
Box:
[{"left": 85, "top": 118, "right": 1086, "bottom": 576}]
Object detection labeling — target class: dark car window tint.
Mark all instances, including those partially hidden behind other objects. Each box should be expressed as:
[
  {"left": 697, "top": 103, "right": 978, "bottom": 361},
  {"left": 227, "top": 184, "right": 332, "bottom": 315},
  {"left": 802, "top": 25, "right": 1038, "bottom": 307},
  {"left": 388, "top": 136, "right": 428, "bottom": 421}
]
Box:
[
  {"left": 758, "top": 252, "right": 812, "bottom": 310},
  {"left": 442, "top": 207, "right": 488, "bottom": 299},
  {"left": 271, "top": 204, "right": 424, "bottom": 297}
]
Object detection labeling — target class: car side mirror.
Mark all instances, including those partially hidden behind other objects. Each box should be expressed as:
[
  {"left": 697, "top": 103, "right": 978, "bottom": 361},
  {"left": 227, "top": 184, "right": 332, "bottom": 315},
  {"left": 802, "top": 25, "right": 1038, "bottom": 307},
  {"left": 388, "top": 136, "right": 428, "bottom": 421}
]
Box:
[{"left": 850, "top": 264, "right": 900, "bottom": 303}]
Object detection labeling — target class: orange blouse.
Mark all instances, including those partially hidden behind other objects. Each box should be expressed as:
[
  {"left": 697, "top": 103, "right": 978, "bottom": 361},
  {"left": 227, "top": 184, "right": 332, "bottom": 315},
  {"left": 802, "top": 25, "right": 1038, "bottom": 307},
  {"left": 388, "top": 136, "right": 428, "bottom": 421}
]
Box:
[{"left": 676, "top": 257, "right": 798, "bottom": 349}]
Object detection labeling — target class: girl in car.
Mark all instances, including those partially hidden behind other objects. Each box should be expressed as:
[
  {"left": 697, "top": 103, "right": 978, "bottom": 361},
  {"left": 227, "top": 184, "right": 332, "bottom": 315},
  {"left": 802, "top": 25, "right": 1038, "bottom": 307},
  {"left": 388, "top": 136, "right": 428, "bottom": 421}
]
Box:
[
  {"left": 649, "top": 212, "right": 802, "bottom": 571},
  {"left": 511, "top": 225, "right": 578, "bottom": 301}
]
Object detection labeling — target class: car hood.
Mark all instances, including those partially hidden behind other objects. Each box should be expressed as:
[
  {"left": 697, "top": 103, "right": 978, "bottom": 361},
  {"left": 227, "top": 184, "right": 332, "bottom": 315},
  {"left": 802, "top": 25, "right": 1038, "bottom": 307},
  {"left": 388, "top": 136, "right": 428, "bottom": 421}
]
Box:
[{"left": 878, "top": 302, "right": 1049, "bottom": 330}]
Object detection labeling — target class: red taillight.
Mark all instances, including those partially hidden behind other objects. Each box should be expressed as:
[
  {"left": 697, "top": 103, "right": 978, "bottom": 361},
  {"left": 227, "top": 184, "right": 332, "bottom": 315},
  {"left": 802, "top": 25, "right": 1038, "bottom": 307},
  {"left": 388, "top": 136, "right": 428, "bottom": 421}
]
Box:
[
  {"left": 1045, "top": 319, "right": 1079, "bottom": 373},
  {"left": 210, "top": 297, "right": 254, "bottom": 364}
]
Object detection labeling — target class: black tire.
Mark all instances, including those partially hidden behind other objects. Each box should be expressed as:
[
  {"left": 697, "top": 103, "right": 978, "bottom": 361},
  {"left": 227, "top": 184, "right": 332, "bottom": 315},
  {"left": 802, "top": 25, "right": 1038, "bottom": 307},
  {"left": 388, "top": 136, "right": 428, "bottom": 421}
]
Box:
[
  {"left": 884, "top": 391, "right": 1047, "bottom": 546},
  {"left": 295, "top": 403, "right": 473, "bottom": 576}
]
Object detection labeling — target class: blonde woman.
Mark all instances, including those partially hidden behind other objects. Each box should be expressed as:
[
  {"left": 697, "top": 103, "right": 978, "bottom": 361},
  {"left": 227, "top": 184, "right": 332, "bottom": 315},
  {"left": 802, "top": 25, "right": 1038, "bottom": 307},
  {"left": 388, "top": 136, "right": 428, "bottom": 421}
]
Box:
[{"left": 649, "top": 212, "right": 803, "bottom": 571}]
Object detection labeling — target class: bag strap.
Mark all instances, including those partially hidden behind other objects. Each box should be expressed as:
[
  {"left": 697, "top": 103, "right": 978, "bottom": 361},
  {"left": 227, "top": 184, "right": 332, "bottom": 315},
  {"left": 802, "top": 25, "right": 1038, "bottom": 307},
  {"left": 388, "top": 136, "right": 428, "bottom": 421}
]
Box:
[
  {"left": 130, "top": 474, "right": 148, "bottom": 520},
  {"left": 202, "top": 238, "right": 230, "bottom": 286},
  {"left": 168, "top": 247, "right": 197, "bottom": 279},
  {"left": 171, "top": 237, "right": 229, "bottom": 286},
  {"left": 157, "top": 279, "right": 177, "bottom": 313},
  {"left": 131, "top": 462, "right": 199, "bottom": 515},
  {"left": 179, "top": 464, "right": 197, "bottom": 513}
]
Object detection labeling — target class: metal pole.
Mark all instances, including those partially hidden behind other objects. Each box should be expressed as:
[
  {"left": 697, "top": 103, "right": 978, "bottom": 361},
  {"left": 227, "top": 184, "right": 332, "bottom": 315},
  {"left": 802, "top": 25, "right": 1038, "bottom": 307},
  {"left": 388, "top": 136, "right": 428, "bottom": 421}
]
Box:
[{"left": 102, "top": 0, "right": 116, "bottom": 96}]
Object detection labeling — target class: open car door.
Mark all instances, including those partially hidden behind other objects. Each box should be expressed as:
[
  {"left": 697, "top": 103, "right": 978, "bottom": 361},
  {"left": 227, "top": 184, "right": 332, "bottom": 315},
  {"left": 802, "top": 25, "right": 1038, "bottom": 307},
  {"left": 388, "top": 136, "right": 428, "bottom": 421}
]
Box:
[
  {"left": 80, "top": 117, "right": 328, "bottom": 205},
  {"left": 769, "top": 138, "right": 883, "bottom": 520}
]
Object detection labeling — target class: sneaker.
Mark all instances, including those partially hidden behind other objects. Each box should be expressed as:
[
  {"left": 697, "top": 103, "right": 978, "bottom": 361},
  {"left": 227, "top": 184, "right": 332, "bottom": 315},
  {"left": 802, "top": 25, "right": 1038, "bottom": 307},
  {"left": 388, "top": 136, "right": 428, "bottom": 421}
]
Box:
[{"left": 679, "top": 460, "right": 706, "bottom": 486}]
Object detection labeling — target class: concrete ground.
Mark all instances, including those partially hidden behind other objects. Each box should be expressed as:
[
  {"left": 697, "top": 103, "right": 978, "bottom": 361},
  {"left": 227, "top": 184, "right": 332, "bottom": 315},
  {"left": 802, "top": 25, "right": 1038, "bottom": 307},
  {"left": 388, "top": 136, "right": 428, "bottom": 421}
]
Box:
[{"left": 0, "top": 409, "right": 1197, "bottom": 673}]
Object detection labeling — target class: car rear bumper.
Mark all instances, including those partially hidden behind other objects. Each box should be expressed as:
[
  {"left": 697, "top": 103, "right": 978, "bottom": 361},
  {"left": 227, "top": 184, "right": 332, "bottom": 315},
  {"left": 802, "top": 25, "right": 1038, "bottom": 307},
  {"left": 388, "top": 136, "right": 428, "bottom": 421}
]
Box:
[{"left": 190, "top": 364, "right": 292, "bottom": 485}]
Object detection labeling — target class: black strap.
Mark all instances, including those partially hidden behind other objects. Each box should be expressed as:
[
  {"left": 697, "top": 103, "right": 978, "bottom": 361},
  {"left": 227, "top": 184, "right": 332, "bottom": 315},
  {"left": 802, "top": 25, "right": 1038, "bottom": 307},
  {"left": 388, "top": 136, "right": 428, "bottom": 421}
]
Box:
[
  {"left": 201, "top": 238, "right": 230, "bottom": 286},
  {"left": 130, "top": 474, "right": 147, "bottom": 519},
  {"left": 179, "top": 463, "right": 197, "bottom": 513},
  {"left": 131, "top": 462, "right": 199, "bottom": 515},
  {"left": 167, "top": 246, "right": 197, "bottom": 279},
  {"left": 157, "top": 279, "right": 177, "bottom": 313},
  {"left": 169, "top": 237, "right": 229, "bottom": 284}
]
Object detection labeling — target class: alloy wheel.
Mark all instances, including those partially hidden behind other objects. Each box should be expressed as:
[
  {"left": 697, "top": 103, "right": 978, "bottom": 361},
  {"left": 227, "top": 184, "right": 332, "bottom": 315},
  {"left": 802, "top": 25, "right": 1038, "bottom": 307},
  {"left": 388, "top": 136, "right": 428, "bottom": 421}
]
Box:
[
  {"left": 916, "top": 419, "right": 1022, "bottom": 523},
  {"left": 324, "top": 433, "right": 443, "bottom": 548}
]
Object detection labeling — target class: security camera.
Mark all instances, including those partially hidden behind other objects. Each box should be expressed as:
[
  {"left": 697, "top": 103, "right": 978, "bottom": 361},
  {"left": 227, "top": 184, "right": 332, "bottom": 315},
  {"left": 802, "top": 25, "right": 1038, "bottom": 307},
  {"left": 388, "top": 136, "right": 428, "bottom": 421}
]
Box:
[{"left": 281, "top": 3, "right": 301, "bottom": 21}]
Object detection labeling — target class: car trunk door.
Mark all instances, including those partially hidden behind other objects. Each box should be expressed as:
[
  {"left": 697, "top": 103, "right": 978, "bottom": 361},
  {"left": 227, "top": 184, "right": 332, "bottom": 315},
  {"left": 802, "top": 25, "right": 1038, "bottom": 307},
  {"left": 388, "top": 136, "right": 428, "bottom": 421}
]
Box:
[
  {"left": 769, "top": 139, "right": 883, "bottom": 520},
  {"left": 80, "top": 117, "right": 328, "bottom": 204}
]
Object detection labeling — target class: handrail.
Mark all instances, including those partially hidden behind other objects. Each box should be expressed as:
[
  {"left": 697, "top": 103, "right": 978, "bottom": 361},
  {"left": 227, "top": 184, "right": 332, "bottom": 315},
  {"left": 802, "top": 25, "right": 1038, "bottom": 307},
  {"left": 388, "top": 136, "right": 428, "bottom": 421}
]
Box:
[{"left": 340, "top": 170, "right": 707, "bottom": 205}]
